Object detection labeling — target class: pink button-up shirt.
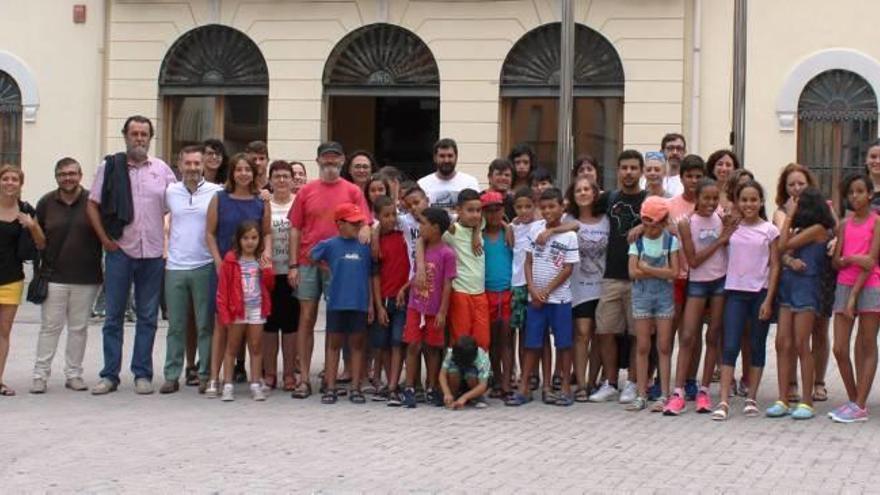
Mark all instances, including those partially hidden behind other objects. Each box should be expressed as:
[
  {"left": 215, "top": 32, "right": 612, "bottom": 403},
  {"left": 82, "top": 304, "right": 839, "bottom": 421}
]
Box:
[{"left": 89, "top": 156, "right": 176, "bottom": 259}]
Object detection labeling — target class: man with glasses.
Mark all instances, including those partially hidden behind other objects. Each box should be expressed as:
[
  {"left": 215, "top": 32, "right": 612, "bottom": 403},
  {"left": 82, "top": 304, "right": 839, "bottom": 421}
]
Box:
[
  {"left": 287, "top": 142, "right": 372, "bottom": 399},
  {"left": 29, "top": 158, "right": 103, "bottom": 393}
]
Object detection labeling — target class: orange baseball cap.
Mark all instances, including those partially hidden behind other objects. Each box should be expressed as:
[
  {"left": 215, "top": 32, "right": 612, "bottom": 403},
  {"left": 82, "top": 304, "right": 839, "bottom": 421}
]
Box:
[
  {"left": 334, "top": 203, "right": 367, "bottom": 223},
  {"left": 640, "top": 196, "right": 670, "bottom": 223}
]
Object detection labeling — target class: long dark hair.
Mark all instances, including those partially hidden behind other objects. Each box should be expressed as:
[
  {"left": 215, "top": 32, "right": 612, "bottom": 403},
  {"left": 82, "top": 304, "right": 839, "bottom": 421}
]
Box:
[
  {"left": 565, "top": 176, "right": 601, "bottom": 218},
  {"left": 735, "top": 180, "right": 768, "bottom": 220},
  {"left": 791, "top": 187, "right": 835, "bottom": 230},
  {"left": 224, "top": 153, "right": 260, "bottom": 195},
  {"left": 233, "top": 220, "right": 264, "bottom": 258},
  {"left": 342, "top": 150, "right": 378, "bottom": 185},
  {"left": 203, "top": 138, "right": 229, "bottom": 184},
  {"left": 508, "top": 143, "right": 537, "bottom": 183},
  {"left": 705, "top": 149, "right": 741, "bottom": 181},
  {"left": 363, "top": 173, "right": 392, "bottom": 212}
]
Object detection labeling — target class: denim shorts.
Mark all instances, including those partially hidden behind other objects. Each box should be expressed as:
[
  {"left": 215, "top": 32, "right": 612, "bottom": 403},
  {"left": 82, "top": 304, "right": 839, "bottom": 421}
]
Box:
[
  {"left": 369, "top": 298, "right": 406, "bottom": 348},
  {"left": 687, "top": 277, "right": 726, "bottom": 298},
  {"left": 525, "top": 302, "right": 573, "bottom": 350},
  {"left": 833, "top": 284, "right": 880, "bottom": 314},
  {"left": 631, "top": 280, "right": 674, "bottom": 320},
  {"left": 778, "top": 271, "right": 820, "bottom": 313}
]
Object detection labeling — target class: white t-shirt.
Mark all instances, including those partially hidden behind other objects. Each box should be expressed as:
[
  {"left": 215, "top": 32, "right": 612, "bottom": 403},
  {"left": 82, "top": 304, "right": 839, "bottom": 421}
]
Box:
[
  {"left": 563, "top": 213, "right": 610, "bottom": 306},
  {"left": 418, "top": 171, "right": 480, "bottom": 211},
  {"left": 270, "top": 197, "right": 294, "bottom": 275},
  {"left": 165, "top": 180, "right": 223, "bottom": 270},
  {"left": 511, "top": 219, "right": 540, "bottom": 287},
  {"left": 398, "top": 211, "right": 420, "bottom": 278},
  {"left": 639, "top": 175, "right": 684, "bottom": 197},
  {"left": 526, "top": 221, "right": 579, "bottom": 304}
]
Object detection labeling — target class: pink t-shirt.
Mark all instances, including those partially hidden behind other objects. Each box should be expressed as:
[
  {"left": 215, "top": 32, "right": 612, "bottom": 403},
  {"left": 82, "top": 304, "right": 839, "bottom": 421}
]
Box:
[
  {"left": 686, "top": 212, "right": 728, "bottom": 282},
  {"left": 667, "top": 194, "right": 695, "bottom": 279},
  {"left": 725, "top": 220, "right": 779, "bottom": 292},
  {"left": 288, "top": 179, "right": 371, "bottom": 266},
  {"left": 837, "top": 213, "right": 880, "bottom": 288},
  {"left": 408, "top": 243, "right": 457, "bottom": 315}
]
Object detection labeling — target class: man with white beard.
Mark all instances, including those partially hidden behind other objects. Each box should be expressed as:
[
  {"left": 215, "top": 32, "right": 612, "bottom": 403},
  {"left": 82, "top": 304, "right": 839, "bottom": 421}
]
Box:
[{"left": 86, "top": 115, "right": 176, "bottom": 395}]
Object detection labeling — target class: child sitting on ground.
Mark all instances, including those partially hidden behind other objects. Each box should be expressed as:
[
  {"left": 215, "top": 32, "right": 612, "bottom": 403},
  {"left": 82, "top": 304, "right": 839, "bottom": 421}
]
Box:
[{"left": 439, "top": 336, "right": 492, "bottom": 409}]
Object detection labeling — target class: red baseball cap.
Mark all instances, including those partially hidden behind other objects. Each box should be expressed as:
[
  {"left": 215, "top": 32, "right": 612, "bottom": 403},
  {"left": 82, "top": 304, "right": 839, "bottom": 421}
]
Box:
[
  {"left": 480, "top": 190, "right": 504, "bottom": 207},
  {"left": 334, "top": 203, "right": 366, "bottom": 223}
]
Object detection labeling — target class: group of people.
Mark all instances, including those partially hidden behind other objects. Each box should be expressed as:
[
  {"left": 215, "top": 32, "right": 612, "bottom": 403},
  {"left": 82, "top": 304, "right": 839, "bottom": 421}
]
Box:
[{"left": 2, "top": 114, "right": 880, "bottom": 424}]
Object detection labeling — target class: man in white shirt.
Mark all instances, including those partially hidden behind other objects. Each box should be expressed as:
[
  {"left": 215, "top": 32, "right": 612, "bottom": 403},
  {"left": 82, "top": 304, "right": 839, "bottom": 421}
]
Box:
[
  {"left": 417, "top": 138, "right": 479, "bottom": 212},
  {"left": 160, "top": 145, "right": 223, "bottom": 394}
]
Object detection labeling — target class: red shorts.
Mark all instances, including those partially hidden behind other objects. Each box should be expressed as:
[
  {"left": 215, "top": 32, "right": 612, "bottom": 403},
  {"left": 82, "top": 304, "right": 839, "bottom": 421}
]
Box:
[
  {"left": 449, "top": 290, "right": 490, "bottom": 350},
  {"left": 486, "top": 290, "right": 512, "bottom": 325},
  {"left": 403, "top": 309, "right": 445, "bottom": 348},
  {"left": 674, "top": 278, "right": 688, "bottom": 307}
]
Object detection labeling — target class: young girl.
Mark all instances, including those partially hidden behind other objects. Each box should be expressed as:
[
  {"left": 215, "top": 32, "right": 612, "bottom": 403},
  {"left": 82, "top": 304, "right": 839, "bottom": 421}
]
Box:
[
  {"left": 666, "top": 179, "right": 734, "bottom": 415},
  {"left": 830, "top": 174, "right": 880, "bottom": 423},
  {"left": 564, "top": 177, "right": 609, "bottom": 402},
  {"left": 769, "top": 187, "right": 834, "bottom": 419},
  {"left": 363, "top": 174, "right": 391, "bottom": 214},
  {"left": 863, "top": 140, "right": 880, "bottom": 213},
  {"left": 626, "top": 196, "right": 680, "bottom": 412},
  {"left": 643, "top": 152, "right": 670, "bottom": 198},
  {"left": 216, "top": 221, "right": 274, "bottom": 402},
  {"left": 712, "top": 181, "right": 780, "bottom": 421}
]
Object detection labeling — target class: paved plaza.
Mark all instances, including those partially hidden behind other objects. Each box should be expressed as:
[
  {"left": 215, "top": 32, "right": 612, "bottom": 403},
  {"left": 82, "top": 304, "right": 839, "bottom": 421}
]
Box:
[{"left": 3, "top": 301, "right": 880, "bottom": 493}]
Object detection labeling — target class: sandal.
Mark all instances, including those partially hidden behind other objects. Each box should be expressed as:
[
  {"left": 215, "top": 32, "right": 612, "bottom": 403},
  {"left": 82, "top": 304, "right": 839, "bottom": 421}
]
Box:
[
  {"left": 488, "top": 387, "right": 504, "bottom": 399},
  {"left": 574, "top": 388, "right": 590, "bottom": 403},
  {"left": 349, "top": 390, "right": 366, "bottom": 404},
  {"left": 529, "top": 374, "right": 539, "bottom": 391},
  {"left": 555, "top": 393, "right": 574, "bottom": 407},
  {"left": 321, "top": 390, "right": 337, "bottom": 404},
  {"left": 551, "top": 374, "right": 562, "bottom": 391},
  {"left": 505, "top": 392, "right": 531, "bottom": 406},
  {"left": 743, "top": 398, "right": 760, "bottom": 417},
  {"left": 184, "top": 366, "right": 200, "bottom": 386},
  {"left": 264, "top": 373, "right": 277, "bottom": 390},
  {"left": 282, "top": 376, "right": 296, "bottom": 392},
  {"left": 541, "top": 389, "right": 557, "bottom": 405},
  {"left": 0, "top": 383, "right": 15, "bottom": 396},
  {"left": 813, "top": 382, "right": 828, "bottom": 402},
  {"left": 290, "top": 382, "right": 312, "bottom": 399},
  {"left": 711, "top": 401, "right": 730, "bottom": 421}
]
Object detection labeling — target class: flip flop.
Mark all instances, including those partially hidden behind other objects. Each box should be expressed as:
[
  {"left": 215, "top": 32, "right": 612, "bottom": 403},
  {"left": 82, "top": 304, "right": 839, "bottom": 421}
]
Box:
[
  {"left": 291, "top": 382, "right": 311, "bottom": 399},
  {"left": 0, "top": 383, "right": 15, "bottom": 396}
]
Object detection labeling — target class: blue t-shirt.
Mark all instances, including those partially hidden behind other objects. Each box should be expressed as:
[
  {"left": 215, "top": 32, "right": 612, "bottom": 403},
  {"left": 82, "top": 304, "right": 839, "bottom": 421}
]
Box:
[
  {"left": 483, "top": 230, "right": 512, "bottom": 291},
  {"left": 310, "top": 236, "right": 372, "bottom": 311}
]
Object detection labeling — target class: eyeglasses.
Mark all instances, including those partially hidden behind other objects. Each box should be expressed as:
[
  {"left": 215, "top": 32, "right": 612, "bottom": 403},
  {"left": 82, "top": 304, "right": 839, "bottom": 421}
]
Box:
[
  {"left": 55, "top": 172, "right": 80, "bottom": 178},
  {"left": 204, "top": 151, "right": 220, "bottom": 157},
  {"left": 664, "top": 145, "right": 685, "bottom": 152}
]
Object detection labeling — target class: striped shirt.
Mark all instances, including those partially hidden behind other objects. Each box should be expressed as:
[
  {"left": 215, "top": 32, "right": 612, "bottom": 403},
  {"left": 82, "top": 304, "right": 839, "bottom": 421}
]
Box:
[{"left": 526, "top": 220, "right": 579, "bottom": 304}]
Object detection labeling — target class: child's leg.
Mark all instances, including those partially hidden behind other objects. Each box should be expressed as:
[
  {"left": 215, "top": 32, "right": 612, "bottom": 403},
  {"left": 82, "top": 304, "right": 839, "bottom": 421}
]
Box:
[
  {"left": 324, "top": 333, "right": 344, "bottom": 391},
  {"left": 405, "top": 341, "right": 421, "bottom": 388},
  {"left": 634, "top": 319, "right": 653, "bottom": 397},
  {"left": 349, "top": 330, "right": 367, "bottom": 391},
  {"left": 263, "top": 332, "right": 279, "bottom": 381},
  {"left": 541, "top": 335, "right": 552, "bottom": 389},
  {"left": 281, "top": 332, "right": 297, "bottom": 382},
  {"left": 675, "top": 296, "right": 706, "bottom": 390},
  {"left": 246, "top": 324, "right": 263, "bottom": 383},
  {"left": 573, "top": 317, "right": 591, "bottom": 391},
  {"left": 656, "top": 318, "right": 675, "bottom": 397},
  {"left": 553, "top": 303, "right": 574, "bottom": 396},
  {"left": 490, "top": 319, "right": 503, "bottom": 389},
  {"left": 833, "top": 313, "right": 857, "bottom": 402},
  {"left": 496, "top": 320, "right": 512, "bottom": 393},
  {"left": 719, "top": 291, "right": 747, "bottom": 401},
  {"left": 793, "top": 311, "right": 816, "bottom": 406},
  {"left": 746, "top": 294, "right": 771, "bottom": 400},
  {"left": 587, "top": 331, "right": 601, "bottom": 389},
  {"left": 389, "top": 345, "right": 403, "bottom": 391},
  {"left": 740, "top": 324, "right": 752, "bottom": 383},
  {"left": 518, "top": 350, "right": 539, "bottom": 396},
  {"left": 223, "top": 324, "right": 245, "bottom": 384},
  {"left": 424, "top": 345, "right": 442, "bottom": 390},
  {"left": 855, "top": 314, "right": 880, "bottom": 409},
  {"left": 701, "top": 295, "right": 725, "bottom": 389},
  {"left": 812, "top": 315, "right": 831, "bottom": 393},
  {"left": 210, "top": 322, "right": 226, "bottom": 381},
  {"left": 775, "top": 308, "right": 795, "bottom": 402}
]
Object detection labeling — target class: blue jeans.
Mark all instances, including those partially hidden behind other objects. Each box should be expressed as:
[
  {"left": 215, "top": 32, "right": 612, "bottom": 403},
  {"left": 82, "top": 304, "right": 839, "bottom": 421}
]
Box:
[
  {"left": 721, "top": 289, "right": 771, "bottom": 367},
  {"left": 99, "top": 250, "right": 165, "bottom": 384}
]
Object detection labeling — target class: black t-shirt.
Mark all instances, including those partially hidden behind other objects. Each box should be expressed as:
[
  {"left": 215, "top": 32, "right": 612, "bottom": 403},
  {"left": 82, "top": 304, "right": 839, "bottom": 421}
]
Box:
[{"left": 599, "top": 189, "right": 647, "bottom": 280}]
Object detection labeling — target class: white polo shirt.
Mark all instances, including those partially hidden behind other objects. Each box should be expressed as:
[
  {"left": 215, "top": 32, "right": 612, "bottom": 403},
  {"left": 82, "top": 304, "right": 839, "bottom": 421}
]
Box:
[{"left": 165, "top": 180, "right": 223, "bottom": 270}]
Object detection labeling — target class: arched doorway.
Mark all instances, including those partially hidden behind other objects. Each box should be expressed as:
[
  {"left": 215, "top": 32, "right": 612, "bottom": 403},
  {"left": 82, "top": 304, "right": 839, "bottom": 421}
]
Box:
[
  {"left": 500, "top": 23, "right": 623, "bottom": 189},
  {"left": 159, "top": 24, "right": 268, "bottom": 163},
  {"left": 0, "top": 71, "right": 21, "bottom": 165},
  {"left": 797, "top": 69, "right": 878, "bottom": 208},
  {"left": 324, "top": 23, "right": 440, "bottom": 180}
]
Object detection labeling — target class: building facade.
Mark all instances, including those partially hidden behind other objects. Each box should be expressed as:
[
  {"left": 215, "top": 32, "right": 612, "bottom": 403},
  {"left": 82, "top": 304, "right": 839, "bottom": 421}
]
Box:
[{"left": 0, "top": 0, "right": 877, "bottom": 204}]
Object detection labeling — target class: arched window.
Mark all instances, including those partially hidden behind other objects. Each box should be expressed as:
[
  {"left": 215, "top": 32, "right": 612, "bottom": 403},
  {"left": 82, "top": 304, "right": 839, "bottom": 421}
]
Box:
[
  {"left": 324, "top": 23, "right": 440, "bottom": 180},
  {"left": 500, "top": 23, "right": 624, "bottom": 188},
  {"left": 0, "top": 71, "right": 22, "bottom": 166},
  {"left": 159, "top": 24, "right": 268, "bottom": 160},
  {"left": 798, "top": 69, "right": 878, "bottom": 207}
]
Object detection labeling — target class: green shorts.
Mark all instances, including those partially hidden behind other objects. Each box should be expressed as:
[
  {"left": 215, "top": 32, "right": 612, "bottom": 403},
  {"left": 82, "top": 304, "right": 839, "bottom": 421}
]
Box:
[
  {"left": 296, "top": 264, "right": 331, "bottom": 302},
  {"left": 510, "top": 285, "right": 528, "bottom": 331}
]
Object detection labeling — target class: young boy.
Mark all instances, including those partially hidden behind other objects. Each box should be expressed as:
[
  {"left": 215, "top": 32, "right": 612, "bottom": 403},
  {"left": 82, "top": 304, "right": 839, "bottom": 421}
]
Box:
[
  {"left": 443, "top": 189, "right": 490, "bottom": 352},
  {"left": 403, "top": 207, "right": 457, "bottom": 408},
  {"left": 439, "top": 336, "right": 492, "bottom": 409},
  {"left": 371, "top": 196, "right": 410, "bottom": 404},
  {"left": 310, "top": 203, "right": 373, "bottom": 405},
  {"left": 511, "top": 187, "right": 541, "bottom": 390},
  {"left": 507, "top": 188, "right": 579, "bottom": 406},
  {"left": 401, "top": 185, "right": 429, "bottom": 274},
  {"left": 481, "top": 191, "right": 514, "bottom": 398}
]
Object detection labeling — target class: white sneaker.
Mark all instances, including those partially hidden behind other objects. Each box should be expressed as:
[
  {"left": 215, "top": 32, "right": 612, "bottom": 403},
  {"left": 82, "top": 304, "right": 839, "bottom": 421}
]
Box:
[
  {"left": 221, "top": 383, "right": 235, "bottom": 402},
  {"left": 205, "top": 380, "right": 219, "bottom": 399},
  {"left": 619, "top": 381, "right": 638, "bottom": 404},
  {"left": 250, "top": 382, "right": 266, "bottom": 401},
  {"left": 588, "top": 381, "right": 618, "bottom": 402}
]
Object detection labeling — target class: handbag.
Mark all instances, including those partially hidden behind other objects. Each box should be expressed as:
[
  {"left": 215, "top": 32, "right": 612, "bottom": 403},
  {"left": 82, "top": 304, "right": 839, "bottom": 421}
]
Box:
[{"left": 26, "top": 205, "right": 73, "bottom": 305}]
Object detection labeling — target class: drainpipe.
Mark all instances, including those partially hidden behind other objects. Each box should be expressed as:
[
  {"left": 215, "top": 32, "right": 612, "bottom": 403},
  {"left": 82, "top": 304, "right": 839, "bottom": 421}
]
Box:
[
  {"left": 731, "top": 0, "right": 747, "bottom": 160},
  {"left": 690, "top": 0, "right": 702, "bottom": 155},
  {"left": 556, "top": 0, "right": 574, "bottom": 192},
  {"left": 97, "top": 0, "right": 110, "bottom": 162}
]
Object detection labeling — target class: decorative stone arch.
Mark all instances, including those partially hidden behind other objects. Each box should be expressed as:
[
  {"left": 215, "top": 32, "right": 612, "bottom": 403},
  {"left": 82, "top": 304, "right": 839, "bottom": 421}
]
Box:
[
  {"left": 159, "top": 24, "right": 269, "bottom": 95},
  {"left": 776, "top": 48, "right": 880, "bottom": 134},
  {"left": 323, "top": 23, "right": 440, "bottom": 97},
  {"left": 0, "top": 51, "right": 39, "bottom": 122},
  {"left": 500, "top": 22, "right": 625, "bottom": 97}
]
